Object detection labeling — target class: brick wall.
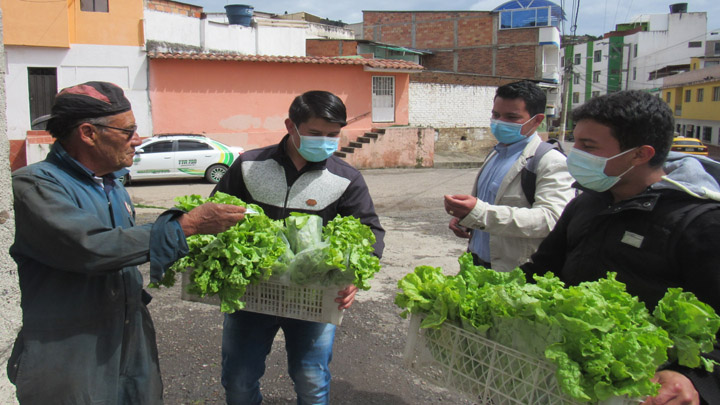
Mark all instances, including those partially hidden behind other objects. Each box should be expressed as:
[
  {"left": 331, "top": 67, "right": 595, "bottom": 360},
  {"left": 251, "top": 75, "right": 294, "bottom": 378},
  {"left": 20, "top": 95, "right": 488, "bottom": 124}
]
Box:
[
  {"left": 411, "top": 71, "right": 523, "bottom": 87},
  {"left": 363, "top": 11, "right": 542, "bottom": 79},
  {"left": 147, "top": 0, "right": 203, "bottom": 18},
  {"left": 409, "top": 82, "right": 496, "bottom": 128},
  {"left": 496, "top": 45, "right": 537, "bottom": 78},
  {"left": 306, "top": 40, "right": 358, "bottom": 57}
]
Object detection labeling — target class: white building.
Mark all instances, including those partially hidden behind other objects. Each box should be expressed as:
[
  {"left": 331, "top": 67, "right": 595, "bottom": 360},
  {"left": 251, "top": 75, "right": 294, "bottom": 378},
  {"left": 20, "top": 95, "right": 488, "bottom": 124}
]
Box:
[{"left": 561, "top": 7, "right": 708, "bottom": 114}]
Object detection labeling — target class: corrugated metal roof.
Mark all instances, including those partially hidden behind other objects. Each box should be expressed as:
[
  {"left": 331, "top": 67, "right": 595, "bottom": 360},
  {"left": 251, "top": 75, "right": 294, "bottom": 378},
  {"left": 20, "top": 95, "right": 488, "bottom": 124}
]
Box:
[{"left": 147, "top": 51, "right": 424, "bottom": 70}]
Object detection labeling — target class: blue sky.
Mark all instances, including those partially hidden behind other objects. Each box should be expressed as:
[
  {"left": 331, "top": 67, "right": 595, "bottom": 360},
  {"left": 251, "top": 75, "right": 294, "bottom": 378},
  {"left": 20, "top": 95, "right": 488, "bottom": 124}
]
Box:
[{"left": 188, "top": 0, "right": 720, "bottom": 36}]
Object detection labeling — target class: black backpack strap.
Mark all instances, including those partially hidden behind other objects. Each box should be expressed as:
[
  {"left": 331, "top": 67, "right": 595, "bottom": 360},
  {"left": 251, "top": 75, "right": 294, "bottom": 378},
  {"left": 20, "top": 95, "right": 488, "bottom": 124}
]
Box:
[{"left": 521, "top": 141, "right": 562, "bottom": 205}]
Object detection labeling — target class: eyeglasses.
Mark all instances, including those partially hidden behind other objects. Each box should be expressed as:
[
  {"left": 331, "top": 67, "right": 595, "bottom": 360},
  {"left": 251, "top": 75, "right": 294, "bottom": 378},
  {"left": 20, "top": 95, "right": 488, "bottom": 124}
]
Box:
[{"left": 94, "top": 124, "right": 138, "bottom": 139}]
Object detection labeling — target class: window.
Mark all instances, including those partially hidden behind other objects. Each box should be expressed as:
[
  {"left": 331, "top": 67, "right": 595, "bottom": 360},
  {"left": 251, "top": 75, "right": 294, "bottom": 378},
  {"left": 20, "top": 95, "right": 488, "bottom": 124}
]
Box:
[
  {"left": 685, "top": 89, "right": 692, "bottom": 102},
  {"left": 594, "top": 50, "right": 602, "bottom": 62},
  {"left": 713, "top": 86, "right": 720, "bottom": 101},
  {"left": 666, "top": 92, "right": 671, "bottom": 103},
  {"left": 697, "top": 88, "right": 704, "bottom": 102},
  {"left": 703, "top": 127, "right": 712, "bottom": 142},
  {"left": 573, "top": 73, "right": 580, "bottom": 84},
  {"left": 81, "top": 0, "right": 108, "bottom": 12},
  {"left": 593, "top": 71, "right": 600, "bottom": 83},
  {"left": 142, "top": 141, "right": 173, "bottom": 153},
  {"left": 633, "top": 44, "right": 638, "bottom": 58},
  {"left": 561, "top": 57, "right": 564, "bottom": 67},
  {"left": 591, "top": 91, "right": 600, "bottom": 98},
  {"left": 572, "top": 92, "right": 579, "bottom": 103},
  {"left": 574, "top": 54, "right": 581, "bottom": 65},
  {"left": 499, "top": 6, "right": 556, "bottom": 29},
  {"left": 178, "top": 140, "right": 213, "bottom": 151},
  {"left": 688, "top": 41, "right": 702, "bottom": 48},
  {"left": 633, "top": 67, "right": 637, "bottom": 80},
  {"left": 715, "top": 42, "right": 720, "bottom": 55}
]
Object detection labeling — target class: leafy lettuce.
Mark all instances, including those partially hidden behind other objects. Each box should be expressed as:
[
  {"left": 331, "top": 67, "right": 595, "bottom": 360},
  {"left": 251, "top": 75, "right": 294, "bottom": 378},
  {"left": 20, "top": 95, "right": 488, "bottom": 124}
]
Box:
[{"left": 395, "top": 253, "right": 720, "bottom": 402}]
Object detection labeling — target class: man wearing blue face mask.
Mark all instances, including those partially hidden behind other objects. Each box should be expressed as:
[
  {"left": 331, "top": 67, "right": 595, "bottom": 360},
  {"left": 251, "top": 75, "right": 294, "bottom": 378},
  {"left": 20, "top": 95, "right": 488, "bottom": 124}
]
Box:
[
  {"left": 212, "top": 90, "right": 384, "bottom": 405},
  {"left": 522, "top": 90, "right": 720, "bottom": 404},
  {"left": 444, "top": 80, "right": 575, "bottom": 272}
]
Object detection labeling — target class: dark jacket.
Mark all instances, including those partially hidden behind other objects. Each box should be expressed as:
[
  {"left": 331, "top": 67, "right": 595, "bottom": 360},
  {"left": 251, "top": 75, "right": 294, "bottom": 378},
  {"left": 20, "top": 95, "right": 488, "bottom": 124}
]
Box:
[
  {"left": 213, "top": 135, "right": 385, "bottom": 257},
  {"left": 522, "top": 156, "right": 720, "bottom": 403},
  {"left": 8, "top": 143, "right": 189, "bottom": 405}
]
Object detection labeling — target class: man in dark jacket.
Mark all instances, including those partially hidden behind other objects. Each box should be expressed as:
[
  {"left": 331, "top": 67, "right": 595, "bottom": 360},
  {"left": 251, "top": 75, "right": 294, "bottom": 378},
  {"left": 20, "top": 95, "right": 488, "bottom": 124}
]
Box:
[
  {"left": 522, "top": 90, "right": 720, "bottom": 404},
  {"left": 214, "top": 90, "right": 384, "bottom": 405},
  {"left": 8, "top": 81, "right": 246, "bottom": 404}
]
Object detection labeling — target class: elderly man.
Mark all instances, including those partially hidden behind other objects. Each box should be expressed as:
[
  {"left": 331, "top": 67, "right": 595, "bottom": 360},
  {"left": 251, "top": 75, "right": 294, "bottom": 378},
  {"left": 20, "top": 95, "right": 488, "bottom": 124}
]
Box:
[{"left": 7, "top": 81, "right": 245, "bottom": 404}]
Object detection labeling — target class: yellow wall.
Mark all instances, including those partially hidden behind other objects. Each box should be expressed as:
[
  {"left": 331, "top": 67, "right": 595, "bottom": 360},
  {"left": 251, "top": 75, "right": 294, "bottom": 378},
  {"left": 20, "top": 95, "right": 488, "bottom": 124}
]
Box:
[
  {"left": 2, "top": 0, "right": 144, "bottom": 48},
  {"left": 69, "top": 0, "right": 144, "bottom": 46},
  {"left": 673, "top": 81, "right": 720, "bottom": 121},
  {"left": 2, "top": 0, "right": 70, "bottom": 47}
]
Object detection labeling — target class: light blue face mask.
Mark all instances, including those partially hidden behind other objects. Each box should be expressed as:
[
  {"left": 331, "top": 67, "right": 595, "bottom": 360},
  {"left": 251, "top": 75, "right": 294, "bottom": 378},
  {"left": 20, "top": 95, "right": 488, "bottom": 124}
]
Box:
[
  {"left": 490, "top": 115, "right": 536, "bottom": 144},
  {"left": 566, "top": 147, "right": 637, "bottom": 192},
  {"left": 292, "top": 124, "right": 339, "bottom": 162}
]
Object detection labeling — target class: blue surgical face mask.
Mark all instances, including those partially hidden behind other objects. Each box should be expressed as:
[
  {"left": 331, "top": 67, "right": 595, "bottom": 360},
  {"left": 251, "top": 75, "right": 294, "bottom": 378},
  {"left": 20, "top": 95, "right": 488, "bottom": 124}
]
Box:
[
  {"left": 566, "top": 147, "right": 637, "bottom": 192},
  {"left": 490, "top": 115, "right": 537, "bottom": 144},
  {"left": 292, "top": 124, "right": 339, "bottom": 162}
]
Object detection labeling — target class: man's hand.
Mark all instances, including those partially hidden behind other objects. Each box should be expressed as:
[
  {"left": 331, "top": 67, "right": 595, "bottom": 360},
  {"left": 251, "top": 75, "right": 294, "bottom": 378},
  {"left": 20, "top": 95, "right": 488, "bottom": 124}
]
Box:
[
  {"left": 641, "top": 370, "right": 699, "bottom": 405},
  {"left": 335, "top": 285, "right": 359, "bottom": 310},
  {"left": 444, "top": 194, "right": 477, "bottom": 219},
  {"left": 177, "top": 202, "right": 246, "bottom": 236},
  {"left": 449, "top": 217, "right": 471, "bottom": 238}
]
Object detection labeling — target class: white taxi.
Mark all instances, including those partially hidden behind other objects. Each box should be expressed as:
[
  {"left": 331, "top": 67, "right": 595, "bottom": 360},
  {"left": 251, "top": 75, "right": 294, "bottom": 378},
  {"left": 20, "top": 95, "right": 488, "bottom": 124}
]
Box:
[{"left": 123, "top": 134, "right": 244, "bottom": 184}]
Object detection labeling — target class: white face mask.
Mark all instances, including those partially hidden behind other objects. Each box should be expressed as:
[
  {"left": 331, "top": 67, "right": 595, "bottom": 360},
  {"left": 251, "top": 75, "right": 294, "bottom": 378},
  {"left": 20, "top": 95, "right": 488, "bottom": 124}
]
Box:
[{"left": 566, "top": 147, "right": 637, "bottom": 192}]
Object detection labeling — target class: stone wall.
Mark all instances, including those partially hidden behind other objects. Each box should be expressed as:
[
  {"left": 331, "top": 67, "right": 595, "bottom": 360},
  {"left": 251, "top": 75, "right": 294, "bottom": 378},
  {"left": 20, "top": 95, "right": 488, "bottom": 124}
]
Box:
[{"left": 0, "top": 9, "right": 21, "bottom": 404}]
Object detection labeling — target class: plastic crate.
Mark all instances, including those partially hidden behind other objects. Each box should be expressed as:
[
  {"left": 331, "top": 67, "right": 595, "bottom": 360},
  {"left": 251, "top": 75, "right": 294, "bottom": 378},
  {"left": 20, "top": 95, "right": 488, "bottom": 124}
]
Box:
[
  {"left": 180, "top": 271, "right": 344, "bottom": 325},
  {"left": 403, "top": 314, "right": 640, "bottom": 405}
]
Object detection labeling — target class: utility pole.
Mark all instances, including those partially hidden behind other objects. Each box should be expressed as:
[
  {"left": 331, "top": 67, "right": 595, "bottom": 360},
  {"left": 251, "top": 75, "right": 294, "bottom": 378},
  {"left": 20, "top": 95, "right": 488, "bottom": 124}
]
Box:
[{"left": 558, "top": 45, "right": 573, "bottom": 142}]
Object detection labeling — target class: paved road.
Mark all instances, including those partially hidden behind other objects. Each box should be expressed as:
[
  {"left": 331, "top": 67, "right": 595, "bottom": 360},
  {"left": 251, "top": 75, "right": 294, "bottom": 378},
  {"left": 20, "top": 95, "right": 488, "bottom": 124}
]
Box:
[{"left": 127, "top": 168, "right": 481, "bottom": 405}]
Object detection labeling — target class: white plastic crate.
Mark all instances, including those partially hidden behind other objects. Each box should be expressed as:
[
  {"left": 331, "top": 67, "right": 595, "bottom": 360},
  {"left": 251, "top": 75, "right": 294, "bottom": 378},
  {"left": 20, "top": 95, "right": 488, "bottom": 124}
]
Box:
[
  {"left": 180, "top": 271, "right": 345, "bottom": 325},
  {"left": 403, "top": 314, "right": 640, "bottom": 405}
]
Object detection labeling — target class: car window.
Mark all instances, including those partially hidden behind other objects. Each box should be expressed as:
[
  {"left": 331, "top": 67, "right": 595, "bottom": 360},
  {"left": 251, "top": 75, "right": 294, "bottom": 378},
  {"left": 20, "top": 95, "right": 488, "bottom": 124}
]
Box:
[
  {"left": 674, "top": 140, "right": 701, "bottom": 146},
  {"left": 178, "top": 140, "right": 213, "bottom": 151},
  {"left": 141, "top": 141, "right": 174, "bottom": 153}
]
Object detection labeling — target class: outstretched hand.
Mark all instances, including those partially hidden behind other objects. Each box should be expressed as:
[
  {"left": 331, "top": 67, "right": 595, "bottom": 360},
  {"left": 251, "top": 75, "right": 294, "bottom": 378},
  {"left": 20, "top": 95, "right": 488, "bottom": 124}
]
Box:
[
  {"left": 177, "top": 202, "right": 246, "bottom": 236},
  {"left": 444, "top": 194, "right": 477, "bottom": 219}
]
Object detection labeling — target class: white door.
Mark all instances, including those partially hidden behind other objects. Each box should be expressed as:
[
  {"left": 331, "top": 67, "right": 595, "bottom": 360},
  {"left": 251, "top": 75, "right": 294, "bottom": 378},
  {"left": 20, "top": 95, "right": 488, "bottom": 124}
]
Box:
[{"left": 372, "top": 76, "right": 395, "bottom": 122}]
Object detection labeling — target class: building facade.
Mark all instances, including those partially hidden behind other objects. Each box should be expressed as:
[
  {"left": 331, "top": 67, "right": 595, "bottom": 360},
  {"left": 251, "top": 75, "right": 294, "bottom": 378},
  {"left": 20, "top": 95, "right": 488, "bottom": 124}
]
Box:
[
  {"left": 562, "top": 8, "right": 708, "bottom": 115},
  {"left": 662, "top": 64, "right": 720, "bottom": 145}
]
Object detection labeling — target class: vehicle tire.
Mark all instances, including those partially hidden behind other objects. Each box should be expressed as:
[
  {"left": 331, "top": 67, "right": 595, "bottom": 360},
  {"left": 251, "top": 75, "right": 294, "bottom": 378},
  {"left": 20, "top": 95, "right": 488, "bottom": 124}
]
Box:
[
  {"left": 118, "top": 173, "right": 130, "bottom": 186},
  {"left": 205, "top": 164, "right": 228, "bottom": 184}
]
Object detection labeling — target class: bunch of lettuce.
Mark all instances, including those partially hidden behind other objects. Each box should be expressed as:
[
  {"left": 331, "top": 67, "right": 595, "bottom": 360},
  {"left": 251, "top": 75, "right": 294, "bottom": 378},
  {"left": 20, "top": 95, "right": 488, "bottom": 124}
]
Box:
[
  {"left": 395, "top": 253, "right": 720, "bottom": 402},
  {"left": 151, "top": 192, "right": 286, "bottom": 313},
  {"left": 275, "top": 213, "right": 380, "bottom": 290}
]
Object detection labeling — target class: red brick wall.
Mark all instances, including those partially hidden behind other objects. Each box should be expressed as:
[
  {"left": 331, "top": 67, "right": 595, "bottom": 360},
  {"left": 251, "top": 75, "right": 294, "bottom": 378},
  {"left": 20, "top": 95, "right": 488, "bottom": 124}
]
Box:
[
  {"left": 411, "top": 71, "right": 523, "bottom": 87},
  {"left": 9, "top": 140, "right": 26, "bottom": 172},
  {"left": 306, "top": 40, "right": 358, "bottom": 57},
  {"left": 147, "top": 0, "right": 203, "bottom": 18},
  {"left": 495, "top": 45, "right": 536, "bottom": 78},
  {"left": 363, "top": 11, "right": 541, "bottom": 79}
]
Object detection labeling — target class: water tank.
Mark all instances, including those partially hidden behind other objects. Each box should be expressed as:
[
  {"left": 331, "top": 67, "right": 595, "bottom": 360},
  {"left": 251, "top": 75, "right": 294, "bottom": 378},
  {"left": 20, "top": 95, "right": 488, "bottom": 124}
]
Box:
[
  {"left": 669, "top": 3, "right": 688, "bottom": 13},
  {"left": 225, "top": 4, "right": 254, "bottom": 26}
]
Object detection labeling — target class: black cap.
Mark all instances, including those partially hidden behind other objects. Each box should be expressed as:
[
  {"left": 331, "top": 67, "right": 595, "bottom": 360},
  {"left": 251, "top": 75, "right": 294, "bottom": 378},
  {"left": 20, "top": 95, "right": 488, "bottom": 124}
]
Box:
[{"left": 32, "top": 81, "right": 132, "bottom": 127}]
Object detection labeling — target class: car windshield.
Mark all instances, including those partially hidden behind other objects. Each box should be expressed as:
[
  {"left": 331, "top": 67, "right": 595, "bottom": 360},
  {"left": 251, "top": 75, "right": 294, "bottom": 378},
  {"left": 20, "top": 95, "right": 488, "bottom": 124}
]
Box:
[{"left": 674, "top": 140, "right": 702, "bottom": 146}]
